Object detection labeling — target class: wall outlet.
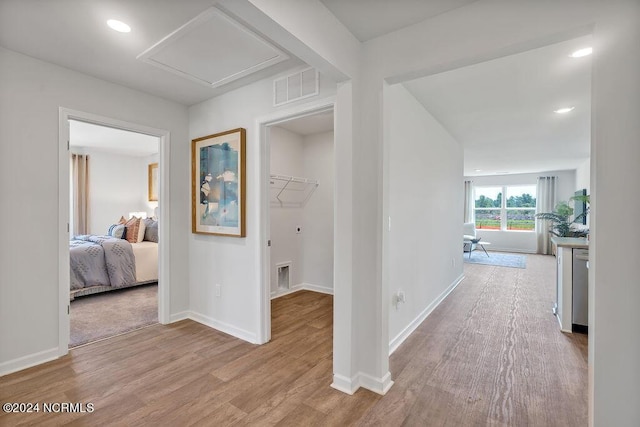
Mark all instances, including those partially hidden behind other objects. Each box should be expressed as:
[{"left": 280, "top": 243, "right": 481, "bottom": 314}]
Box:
[
  {"left": 397, "top": 290, "right": 406, "bottom": 303},
  {"left": 394, "top": 290, "right": 406, "bottom": 309},
  {"left": 215, "top": 284, "right": 221, "bottom": 297},
  {"left": 296, "top": 225, "right": 302, "bottom": 234}
]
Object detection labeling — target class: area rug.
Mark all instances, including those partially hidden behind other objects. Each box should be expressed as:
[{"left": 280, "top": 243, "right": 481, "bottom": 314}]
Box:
[
  {"left": 464, "top": 251, "right": 527, "bottom": 268},
  {"left": 70, "top": 283, "right": 158, "bottom": 347}
]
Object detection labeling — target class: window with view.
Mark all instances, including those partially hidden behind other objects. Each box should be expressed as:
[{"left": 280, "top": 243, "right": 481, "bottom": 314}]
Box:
[{"left": 474, "top": 185, "right": 536, "bottom": 231}]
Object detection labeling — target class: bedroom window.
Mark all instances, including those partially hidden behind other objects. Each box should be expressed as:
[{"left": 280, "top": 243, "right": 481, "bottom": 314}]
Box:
[{"left": 474, "top": 185, "right": 536, "bottom": 231}]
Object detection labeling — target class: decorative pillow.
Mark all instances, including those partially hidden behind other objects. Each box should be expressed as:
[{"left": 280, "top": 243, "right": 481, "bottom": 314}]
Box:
[
  {"left": 107, "top": 223, "right": 126, "bottom": 239},
  {"left": 118, "top": 216, "right": 127, "bottom": 225},
  {"left": 143, "top": 218, "right": 159, "bottom": 243},
  {"left": 123, "top": 216, "right": 146, "bottom": 243}
]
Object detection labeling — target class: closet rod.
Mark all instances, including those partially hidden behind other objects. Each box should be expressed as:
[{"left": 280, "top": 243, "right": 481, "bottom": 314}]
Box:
[
  {"left": 270, "top": 174, "right": 319, "bottom": 207},
  {"left": 270, "top": 174, "right": 318, "bottom": 185}
]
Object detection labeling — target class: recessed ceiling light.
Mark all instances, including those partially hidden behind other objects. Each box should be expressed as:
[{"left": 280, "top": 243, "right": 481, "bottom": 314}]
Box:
[
  {"left": 107, "top": 19, "right": 131, "bottom": 33},
  {"left": 569, "top": 47, "right": 593, "bottom": 58},
  {"left": 474, "top": 169, "right": 482, "bottom": 172},
  {"left": 554, "top": 107, "right": 575, "bottom": 114}
]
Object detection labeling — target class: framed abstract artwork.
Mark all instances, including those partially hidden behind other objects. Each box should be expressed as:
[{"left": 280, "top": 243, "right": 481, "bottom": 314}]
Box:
[
  {"left": 191, "top": 128, "right": 246, "bottom": 237},
  {"left": 148, "top": 162, "right": 158, "bottom": 201}
]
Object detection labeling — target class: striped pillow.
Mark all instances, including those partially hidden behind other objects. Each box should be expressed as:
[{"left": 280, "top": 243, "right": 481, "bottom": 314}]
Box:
[
  {"left": 123, "top": 217, "right": 146, "bottom": 243},
  {"left": 107, "top": 223, "right": 126, "bottom": 239}
]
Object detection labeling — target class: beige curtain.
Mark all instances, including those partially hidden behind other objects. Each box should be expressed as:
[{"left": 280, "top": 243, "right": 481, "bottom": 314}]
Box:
[
  {"left": 536, "top": 176, "right": 557, "bottom": 254},
  {"left": 71, "top": 154, "right": 89, "bottom": 236},
  {"left": 463, "top": 180, "right": 474, "bottom": 223}
]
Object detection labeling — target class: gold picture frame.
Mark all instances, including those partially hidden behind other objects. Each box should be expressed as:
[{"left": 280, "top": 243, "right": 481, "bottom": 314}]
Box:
[
  {"left": 191, "top": 128, "right": 246, "bottom": 237},
  {"left": 148, "top": 162, "right": 158, "bottom": 201}
]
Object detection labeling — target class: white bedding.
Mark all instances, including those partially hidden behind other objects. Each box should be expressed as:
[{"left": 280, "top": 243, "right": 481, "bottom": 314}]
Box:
[{"left": 131, "top": 241, "right": 158, "bottom": 283}]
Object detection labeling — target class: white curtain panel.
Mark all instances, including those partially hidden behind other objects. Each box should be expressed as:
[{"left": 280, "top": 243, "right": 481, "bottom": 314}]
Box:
[
  {"left": 463, "top": 180, "right": 474, "bottom": 223},
  {"left": 71, "top": 154, "right": 89, "bottom": 236},
  {"left": 536, "top": 176, "right": 557, "bottom": 254}
]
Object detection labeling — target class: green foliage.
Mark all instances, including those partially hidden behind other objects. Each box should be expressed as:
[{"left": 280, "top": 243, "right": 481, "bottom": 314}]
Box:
[
  {"left": 476, "top": 192, "right": 536, "bottom": 208},
  {"left": 535, "top": 200, "right": 588, "bottom": 237},
  {"left": 506, "top": 193, "right": 536, "bottom": 208}
]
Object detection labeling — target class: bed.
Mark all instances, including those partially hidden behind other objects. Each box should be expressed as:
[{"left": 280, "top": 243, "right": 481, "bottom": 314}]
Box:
[{"left": 69, "top": 217, "right": 158, "bottom": 299}]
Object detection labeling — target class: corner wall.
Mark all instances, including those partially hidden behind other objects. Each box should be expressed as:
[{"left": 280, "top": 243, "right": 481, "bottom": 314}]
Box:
[
  {"left": 385, "top": 83, "right": 464, "bottom": 351},
  {"left": 268, "top": 128, "right": 335, "bottom": 297}
]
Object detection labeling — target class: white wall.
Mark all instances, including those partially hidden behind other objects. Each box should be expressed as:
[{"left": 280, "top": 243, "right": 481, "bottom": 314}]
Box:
[
  {"left": 467, "top": 170, "right": 576, "bottom": 253},
  {"left": 575, "top": 159, "right": 590, "bottom": 194},
  {"left": 358, "top": 0, "right": 639, "bottom": 418},
  {"left": 590, "top": 2, "right": 640, "bottom": 424},
  {"left": 72, "top": 149, "right": 156, "bottom": 235},
  {"left": 269, "top": 126, "right": 305, "bottom": 294},
  {"left": 302, "top": 131, "right": 334, "bottom": 290},
  {"left": 0, "top": 47, "right": 189, "bottom": 371},
  {"left": 385, "top": 83, "right": 463, "bottom": 349},
  {"left": 188, "top": 67, "right": 336, "bottom": 343}
]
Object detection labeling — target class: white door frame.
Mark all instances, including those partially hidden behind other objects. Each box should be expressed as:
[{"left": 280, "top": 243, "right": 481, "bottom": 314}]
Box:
[
  {"left": 255, "top": 97, "right": 335, "bottom": 344},
  {"left": 58, "top": 108, "right": 171, "bottom": 356}
]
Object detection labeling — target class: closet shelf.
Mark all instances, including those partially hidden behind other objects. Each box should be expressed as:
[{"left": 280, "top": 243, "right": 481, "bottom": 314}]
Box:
[{"left": 270, "top": 174, "right": 319, "bottom": 207}]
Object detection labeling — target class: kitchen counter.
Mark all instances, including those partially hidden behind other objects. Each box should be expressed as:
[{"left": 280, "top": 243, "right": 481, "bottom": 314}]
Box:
[
  {"left": 551, "top": 236, "right": 589, "bottom": 249},
  {"left": 551, "top": 236, "right": 589, "bottom": 333}
]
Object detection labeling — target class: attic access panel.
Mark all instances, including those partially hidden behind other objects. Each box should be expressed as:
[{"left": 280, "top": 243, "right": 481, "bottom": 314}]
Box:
[{"left": 138, "top": 7, "right": 289, "bottom": 88}]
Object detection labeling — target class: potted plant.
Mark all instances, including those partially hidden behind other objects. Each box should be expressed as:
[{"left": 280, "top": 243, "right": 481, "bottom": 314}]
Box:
[{"left": 535, "top": 195, "right": 590, "bottom": 237}]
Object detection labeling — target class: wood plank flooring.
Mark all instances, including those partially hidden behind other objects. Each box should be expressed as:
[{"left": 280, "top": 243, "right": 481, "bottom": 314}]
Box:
[{"left": 0, "top": 254, "right": 587, "bottom": 426}]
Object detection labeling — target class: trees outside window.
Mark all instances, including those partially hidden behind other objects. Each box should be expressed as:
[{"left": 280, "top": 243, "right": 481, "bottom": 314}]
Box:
[{"left": 474, "top": 185, "right": 536, "bottom": 231}]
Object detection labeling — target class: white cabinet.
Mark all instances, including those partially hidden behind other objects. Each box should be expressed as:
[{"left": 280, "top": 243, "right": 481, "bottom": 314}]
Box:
[
  {"left": 552, "top": 237, "right": 589, "bottom": 333},
  {"left": 556, "top": 246, "right": 574, "bottom": 332}
]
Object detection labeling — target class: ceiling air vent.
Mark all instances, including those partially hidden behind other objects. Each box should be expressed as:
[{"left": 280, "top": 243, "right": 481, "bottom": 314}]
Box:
[{"left": 274, "top": 68, "right": 319, "bottom": 106}]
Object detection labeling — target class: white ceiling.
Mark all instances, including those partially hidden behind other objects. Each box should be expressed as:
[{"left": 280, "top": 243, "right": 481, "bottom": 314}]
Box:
[
  {"left": 138, "top": 7, "right": 289, "bottom": 88},
  {"left": 1, "top": 1, "right": 590, "bottom": 177},
  {"left": 404, "top": 35, "right": 592, "bottom": 176},
  {"left": 70, "top": 120, "right": 159, "bottom": 157},
  {"left": 320, "top": 0, "right": 478, "bottom": 42},
  {"left": 274, "top": 110, "right": 334, "bottom": 136},
  {"left": 0, "top": 0, "right": 302, "bottom": 106}
]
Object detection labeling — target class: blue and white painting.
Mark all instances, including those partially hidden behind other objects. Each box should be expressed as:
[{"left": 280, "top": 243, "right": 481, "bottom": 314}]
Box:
[{"left": 193, "top": 128, "right": 245, "bottom": 236}]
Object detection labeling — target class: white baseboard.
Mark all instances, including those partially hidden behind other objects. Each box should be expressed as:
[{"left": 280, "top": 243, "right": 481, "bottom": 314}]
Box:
[
  {"left": 169, "top": 310, "right": 190, "bottom": 323},
  {"left": 1, "top": 310, "right": 257, "bottom": 377},
  {"left": 187, "top": 311, "right": 258, "bottom": 344},
  {"left": 359, "top": 371, "right": 394, "bottom": 395},
  {"left": 300, "top": 282, "right": 333, "bottom": 295},
  {"left": 271, "top": 282, "right": 334, "bottom": 299},
  {"left": 389, "top": 273, "right": 465, "bottom": 355},
  {"left": 331, "top": 371, "right": 394, "bottom": 396},
  {"left": 331, "top": 373, "right": 359, "bottom": 395},
  {"left": 0, "top": 347, "right": 59, "bottom": 377}
]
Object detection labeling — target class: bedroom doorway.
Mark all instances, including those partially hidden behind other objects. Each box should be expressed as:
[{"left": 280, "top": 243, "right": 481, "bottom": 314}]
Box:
[
  {"left": 68, "top": 120, "right": 160, "bottom": 347},
  {"left": 58, "top": 108, "right": 171, "bottom": 354}
]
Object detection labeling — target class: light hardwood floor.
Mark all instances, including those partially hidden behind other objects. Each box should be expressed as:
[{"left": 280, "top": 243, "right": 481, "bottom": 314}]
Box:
[{"left": 0, "top": 254, "right": 587, "bottom": 426}]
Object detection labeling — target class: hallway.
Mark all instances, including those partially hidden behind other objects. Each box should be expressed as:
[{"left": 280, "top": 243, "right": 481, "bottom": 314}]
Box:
[
  {"left": 0, "top": 256, "right": 587, "bottom": 426},
  {"left": 360, "top": 253, "right": 588, "bottom": 425}
]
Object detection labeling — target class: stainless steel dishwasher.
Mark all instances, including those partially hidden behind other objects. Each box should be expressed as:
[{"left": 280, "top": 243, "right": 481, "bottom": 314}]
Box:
[{"left": 572, "top": 248, "right": 589, "bottom": 333}]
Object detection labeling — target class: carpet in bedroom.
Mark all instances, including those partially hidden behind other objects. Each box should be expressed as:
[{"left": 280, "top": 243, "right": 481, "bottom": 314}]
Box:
[{"left": 70, "top": 283, "right": 158, "bottom": 348}]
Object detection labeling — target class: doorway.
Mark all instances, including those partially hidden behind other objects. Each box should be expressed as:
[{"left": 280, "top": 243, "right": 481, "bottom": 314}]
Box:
[
  {"left": 258, "top": 101, "right": 335, "bottom": 343},
  {"left": 68, "top": 120, "right": 160, "bottom": 347},
  {"left": 58, "top": 108, "right": 171, "bottom": 355}
]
